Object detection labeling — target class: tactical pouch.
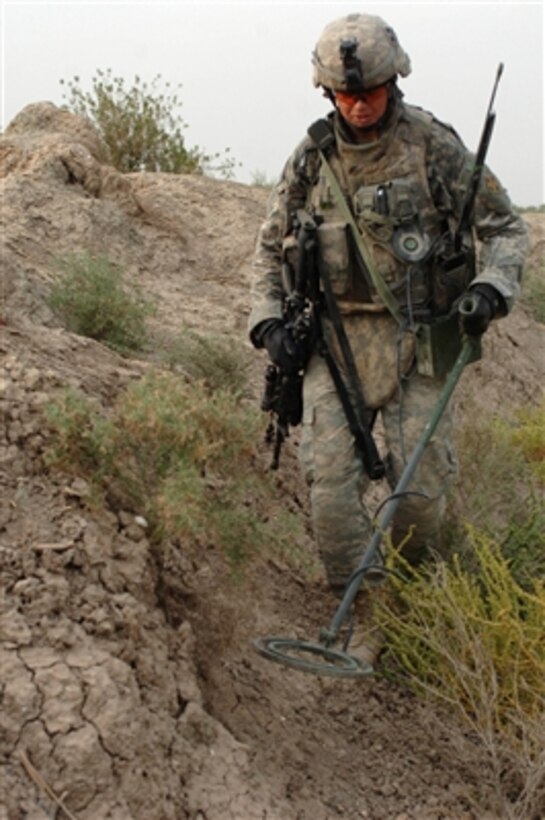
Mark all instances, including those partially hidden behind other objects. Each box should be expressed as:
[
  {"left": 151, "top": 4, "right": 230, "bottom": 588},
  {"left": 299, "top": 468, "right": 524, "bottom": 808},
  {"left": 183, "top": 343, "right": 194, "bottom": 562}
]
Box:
[
  {"left": 353, "top": 181, "right": 433, "bottom": 315},
  {"left": 432, "top": 239, "right": 475, "bottom": 316},
  {"left": 316, "top": 221, "right": 352, "bottom": 297},
  {"left": 415, "top": 314, "right": 481, "bottom": 378}
]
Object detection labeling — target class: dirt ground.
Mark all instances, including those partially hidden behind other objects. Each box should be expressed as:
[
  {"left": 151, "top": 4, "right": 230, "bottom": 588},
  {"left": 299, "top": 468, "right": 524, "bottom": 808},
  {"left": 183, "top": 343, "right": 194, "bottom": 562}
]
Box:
[{"left": 1, "top": 103, "right": 544, "bottom": 820}]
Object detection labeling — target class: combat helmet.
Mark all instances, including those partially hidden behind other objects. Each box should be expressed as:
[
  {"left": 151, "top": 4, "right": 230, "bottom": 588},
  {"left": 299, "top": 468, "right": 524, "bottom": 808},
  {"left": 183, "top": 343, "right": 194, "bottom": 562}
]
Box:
[{"left": 312, "top": 13, "right": 411, "bottom": 91}]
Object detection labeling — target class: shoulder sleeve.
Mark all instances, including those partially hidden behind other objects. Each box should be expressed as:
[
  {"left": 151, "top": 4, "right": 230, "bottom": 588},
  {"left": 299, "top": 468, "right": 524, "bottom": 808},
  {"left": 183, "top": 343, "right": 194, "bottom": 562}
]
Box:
[
  {"left": 426, "top": 116, "right": 529, "bottom": 313},
  {"left": 248, "top": 138, "right": 316, "bottom": 342}
]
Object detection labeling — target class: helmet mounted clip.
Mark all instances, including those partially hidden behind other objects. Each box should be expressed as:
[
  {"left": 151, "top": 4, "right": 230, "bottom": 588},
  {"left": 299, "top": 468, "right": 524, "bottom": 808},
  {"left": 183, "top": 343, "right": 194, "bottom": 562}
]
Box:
[{"left": 339, "top": 38, "right": 364, "bottom": 90}]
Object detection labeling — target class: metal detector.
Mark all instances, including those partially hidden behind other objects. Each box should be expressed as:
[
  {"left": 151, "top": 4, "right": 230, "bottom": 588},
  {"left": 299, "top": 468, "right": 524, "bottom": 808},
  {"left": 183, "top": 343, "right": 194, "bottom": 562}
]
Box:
[{"left": 254, "top": 325, "right": 481, "bottom": 678}]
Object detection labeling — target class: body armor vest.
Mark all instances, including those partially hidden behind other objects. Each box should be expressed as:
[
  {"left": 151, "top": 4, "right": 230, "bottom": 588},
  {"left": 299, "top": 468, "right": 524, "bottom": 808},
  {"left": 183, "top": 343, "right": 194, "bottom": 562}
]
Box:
[{"left": 306, "top": 106, "right": 452, "bottom": 318}]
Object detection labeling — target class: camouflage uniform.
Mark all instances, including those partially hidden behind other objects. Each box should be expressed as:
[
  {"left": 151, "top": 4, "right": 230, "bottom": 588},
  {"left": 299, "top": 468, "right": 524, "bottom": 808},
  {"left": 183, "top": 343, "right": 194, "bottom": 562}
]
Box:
[{"left": 249, "top": 16, "right": 528, "bottom": 591}]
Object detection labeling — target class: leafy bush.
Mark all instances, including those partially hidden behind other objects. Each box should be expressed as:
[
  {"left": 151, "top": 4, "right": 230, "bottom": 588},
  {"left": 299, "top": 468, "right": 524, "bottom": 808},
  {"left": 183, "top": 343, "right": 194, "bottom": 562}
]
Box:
[
  {"left": 516, "top": 204, "right": 545, "bottom": 213},
  {"left": 44, "top": 373, "right": 303, "bottom": 571},
  {"left": 521, "top": 266, "right": 545, "bottom": 325},
  {"left": 60, "top": 69, "right": 237, "bottom": 177},
  {"left": 250, "top": 169, "right": 277, "bottom": 189},
  {"left": 44, "top": 390, "right": 111, "bottom": 482},
  {"left": 162, "top": 328, "right": 251, "bottom": 397},
  {"left": 446, "top": 399, "right": 545, "bottom": 586},
  {"left": 376, "top": 400, "right": 545, "bottom": 816},
  {"left": 504, "top": 399, "right": 545, "bottom": 484},
  {"left": 48, "top": 252, "right": 153, "bottom": 354},
  {"left": 378, "top": 533, "right": 545, "bottom": 819}
]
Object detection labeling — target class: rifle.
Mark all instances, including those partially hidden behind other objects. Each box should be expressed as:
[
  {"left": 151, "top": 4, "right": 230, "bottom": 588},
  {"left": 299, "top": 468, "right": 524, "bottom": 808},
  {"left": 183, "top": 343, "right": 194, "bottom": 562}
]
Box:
[
  {"left": 261, "top": 364, "right": 303, "bottom": 470},
  {"left": 454, "top": 63, "right": 504, "bottom": 253},
  {"left": 260, "top": 212, "right": 316, "bottom": 470},
  {"left": 432, "top": 63, "right": 504, "bottom": 315},
  {"left": 261, "top": 209, "right": 384, "bottom": 480}
]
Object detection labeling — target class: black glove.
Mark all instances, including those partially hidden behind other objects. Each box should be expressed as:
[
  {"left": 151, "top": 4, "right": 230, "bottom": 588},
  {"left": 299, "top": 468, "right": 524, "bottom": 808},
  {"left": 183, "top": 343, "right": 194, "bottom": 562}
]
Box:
[
  {"left": 260, "top": 320, "right": 308, "bottom": 375},
  {"left": 458, "top": 284, "right": 502, "bottom": 336}
]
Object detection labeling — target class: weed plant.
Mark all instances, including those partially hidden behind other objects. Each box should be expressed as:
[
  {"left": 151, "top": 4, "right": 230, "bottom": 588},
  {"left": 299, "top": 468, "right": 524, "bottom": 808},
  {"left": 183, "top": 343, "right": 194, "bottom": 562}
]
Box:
[
  {"left": 446, "top": 398, "right": 545, "bottom": 586},
  {"left": 250, "top": 169, "right": 277, "bottom": 189},
  {"left": 163, "top": 328, "right": 251, "bottom": 397},
  {"left": 48, "top": 253, "right": 153, "bottom": 354},
  {"left": 60, "top": 69, "right": 238, "bottom": 177},
  {"left": 378, "top": 534, "right": 545, "bottom": 819},
  {"left": 378, "top": 399, "right": 545, "bottom": 817},
  {"left": 44, "top": 372, "right": 303, "bottom": 571},
  {"left": 379, "top": 537, "right": 544, "bottom": 817},
  {"left": 516, "top": 204, "right": 545, "bottom": 213},
  {"left": 521, "top": 266, "right": 545, "bottom": 325},
  {"left": 504, "top": 398, "right": 545, "bottom": 484}
]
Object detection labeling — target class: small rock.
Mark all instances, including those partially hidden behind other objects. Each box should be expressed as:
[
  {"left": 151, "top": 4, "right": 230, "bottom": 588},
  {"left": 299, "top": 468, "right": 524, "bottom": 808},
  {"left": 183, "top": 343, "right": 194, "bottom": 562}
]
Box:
[
  {"left": 20, "top": 646, "right": 61, "bottom": 669},
  {"left": 0, "top": 608, "right": 32, "bottom": 646},
  {"left": 124, "top": 523, "right": 146, "bottom": 542},
  {"left": 29, "top": 391, "right": 50, "bottom": 408},
  {"left": 64, "top": 477, "right": 91, "bottom": 498},
  {"left": 118, "top": 510, "right": 133, "bottom": 528},
  {"left": 22, "top": 367, "right": 42, "bottom": 390},
  {"left": 7, "top": 421, "right": 23, "bottom": 443}
]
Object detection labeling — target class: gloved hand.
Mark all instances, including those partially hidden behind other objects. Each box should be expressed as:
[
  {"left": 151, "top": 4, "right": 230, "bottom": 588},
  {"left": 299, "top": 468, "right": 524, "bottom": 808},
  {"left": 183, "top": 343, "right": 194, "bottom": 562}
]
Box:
[
  {"left": 261, "top": 320, "right": 309, "bottom": 375},
  {"left": 458, "top": 284, "right": 502, "bottom": 336}
]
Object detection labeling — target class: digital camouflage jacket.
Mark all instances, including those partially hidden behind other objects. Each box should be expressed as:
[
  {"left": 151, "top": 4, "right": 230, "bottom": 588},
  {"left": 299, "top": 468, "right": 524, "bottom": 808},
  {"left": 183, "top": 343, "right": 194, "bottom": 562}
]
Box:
[
  {"left": 250, "top": 100, "right": 528, "bottom": 326},
  {"left": 248, "top": 100, "right": 528, "bottom": 403}
]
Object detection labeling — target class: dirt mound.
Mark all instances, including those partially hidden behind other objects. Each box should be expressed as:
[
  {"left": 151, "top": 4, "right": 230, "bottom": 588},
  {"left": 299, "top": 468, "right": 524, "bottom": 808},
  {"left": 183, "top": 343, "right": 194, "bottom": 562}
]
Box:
[{"left": 1, "top": 103, "right": 544, "bottom": 819}]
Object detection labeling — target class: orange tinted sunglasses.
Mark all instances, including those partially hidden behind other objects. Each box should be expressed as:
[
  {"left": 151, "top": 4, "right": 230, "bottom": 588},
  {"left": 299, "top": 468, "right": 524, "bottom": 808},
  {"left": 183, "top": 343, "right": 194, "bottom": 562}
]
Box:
[{"left": 334, "top": 85, "right": 387, "bottom": 106}]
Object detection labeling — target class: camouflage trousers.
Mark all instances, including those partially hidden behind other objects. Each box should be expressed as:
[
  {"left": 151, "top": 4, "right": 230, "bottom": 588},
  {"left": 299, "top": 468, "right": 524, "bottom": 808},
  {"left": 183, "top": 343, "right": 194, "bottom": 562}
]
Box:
[{"left": 299, "top": 351, "right": 459, "bottom": 591}]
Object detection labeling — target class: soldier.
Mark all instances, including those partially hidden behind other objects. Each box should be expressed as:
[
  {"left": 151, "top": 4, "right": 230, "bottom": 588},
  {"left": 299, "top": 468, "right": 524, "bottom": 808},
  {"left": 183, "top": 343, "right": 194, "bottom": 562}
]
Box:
[{"left": 248, "top": 14, "right": 528, "bottom": 666}]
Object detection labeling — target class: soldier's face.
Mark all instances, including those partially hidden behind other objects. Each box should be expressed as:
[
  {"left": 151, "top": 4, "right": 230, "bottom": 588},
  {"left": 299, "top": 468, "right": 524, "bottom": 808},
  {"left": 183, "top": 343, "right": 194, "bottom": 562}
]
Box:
[{"left": 334, "top": 85, "right": 389, "bottom": 130}]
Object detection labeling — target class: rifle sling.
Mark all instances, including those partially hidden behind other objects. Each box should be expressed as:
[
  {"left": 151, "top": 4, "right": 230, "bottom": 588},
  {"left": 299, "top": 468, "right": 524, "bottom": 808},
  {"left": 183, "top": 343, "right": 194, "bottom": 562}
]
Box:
[{"left": 313, "top": 234, "right": 385, "bottom": 481}]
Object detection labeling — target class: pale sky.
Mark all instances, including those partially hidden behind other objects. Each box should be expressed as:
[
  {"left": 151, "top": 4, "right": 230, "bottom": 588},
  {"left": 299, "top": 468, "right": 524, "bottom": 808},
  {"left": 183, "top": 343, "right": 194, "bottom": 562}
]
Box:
[{"left": 1, "top": 1, "right": 544, "bottom": 205}]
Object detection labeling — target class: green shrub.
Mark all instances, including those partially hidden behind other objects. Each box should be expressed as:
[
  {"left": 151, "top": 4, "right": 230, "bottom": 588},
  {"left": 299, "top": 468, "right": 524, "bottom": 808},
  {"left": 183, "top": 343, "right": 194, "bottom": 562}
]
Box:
[
  {"left": 378, "top": 533, "right": 545, "bottom": 818},
  {"left": 521, "top": 266, "right": 545, "bottom": 324},
  {"left": 381, "top": 534, "right": 545, "bottom": 718},
  {"left": 162, "top": 328, "right": 251, "bottom": 397},
  {"left": 376, "top": 399, "right": 545, "bottom": 816},
  {"left": 503, "top": 398, "right": 545, "bottom": 484},
  {"left": 44, "top": 373, "right": 303, "bottom": 571},
  {"left": 516, "top": 204, "right": 545, "bottom": 213},
  {"left": 43, "top": 389, "right": 112, "bottom": 481},
  {"left": 250, "top": 169, "right": 277, "bottom": 189},
  {"left": 446, "top": 399, "right": 545, "bottom": 585},
  {"left": 60, "top": 69, "right": 238, "bottom": 178},
  {"left": 48, "top": 253, "right": 153, "bottom": 354}
]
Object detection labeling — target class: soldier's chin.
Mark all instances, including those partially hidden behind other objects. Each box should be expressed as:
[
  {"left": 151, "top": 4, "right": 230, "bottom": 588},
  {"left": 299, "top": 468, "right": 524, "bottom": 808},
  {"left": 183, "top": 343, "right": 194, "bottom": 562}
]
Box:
[
  {"left": 352, "top": 116, "right": 375, "bottom": 128},
  {"left": 348, "top": 119, "right": 380, "bottom": 136}
]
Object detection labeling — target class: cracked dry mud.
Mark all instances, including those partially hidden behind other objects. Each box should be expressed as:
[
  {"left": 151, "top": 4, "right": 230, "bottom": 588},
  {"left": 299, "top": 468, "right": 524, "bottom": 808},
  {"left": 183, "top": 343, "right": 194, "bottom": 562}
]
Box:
[{"left": 1, "top": 103, "right": 544, "bottom": 819}]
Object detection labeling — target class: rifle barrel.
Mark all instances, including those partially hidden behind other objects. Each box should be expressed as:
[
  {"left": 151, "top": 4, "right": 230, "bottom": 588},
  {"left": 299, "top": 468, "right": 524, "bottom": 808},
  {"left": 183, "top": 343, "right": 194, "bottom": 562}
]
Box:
[{"left": 454, "top": 63, "right": 504, "bottom": 249}]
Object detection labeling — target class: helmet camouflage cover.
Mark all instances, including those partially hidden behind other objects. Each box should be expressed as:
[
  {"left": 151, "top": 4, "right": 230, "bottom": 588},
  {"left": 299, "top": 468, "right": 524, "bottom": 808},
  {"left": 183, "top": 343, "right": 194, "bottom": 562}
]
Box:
[{"left": 312, "top": 13, "right": 411, "bottom": 91}]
